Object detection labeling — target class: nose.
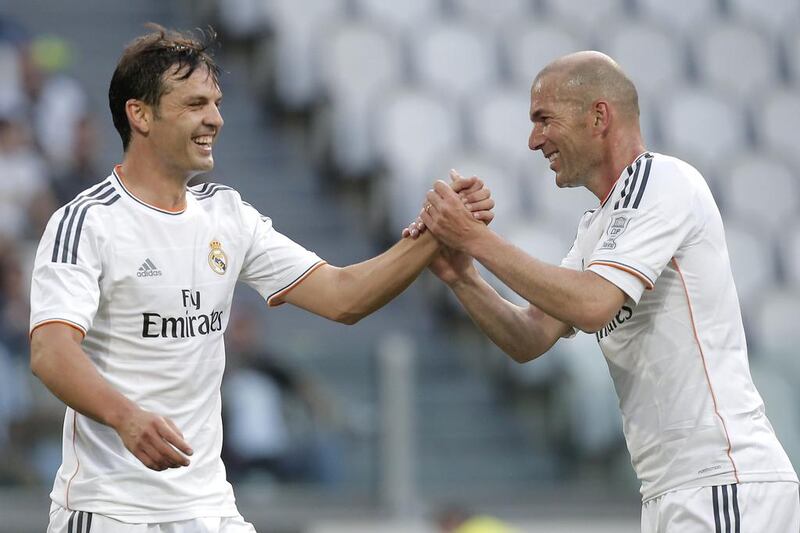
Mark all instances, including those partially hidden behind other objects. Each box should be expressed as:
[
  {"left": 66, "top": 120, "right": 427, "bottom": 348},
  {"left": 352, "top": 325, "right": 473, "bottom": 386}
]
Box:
[
  {"left": 529, "top": 122, "right": 544, "bottom": 152},
  {"left": 205, "top": 103, "right": 224, "bottom": 130}
]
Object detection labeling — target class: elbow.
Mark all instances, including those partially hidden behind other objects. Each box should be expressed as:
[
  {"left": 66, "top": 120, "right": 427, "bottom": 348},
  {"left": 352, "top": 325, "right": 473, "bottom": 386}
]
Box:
[
  {"left": 334, "top": 312, "right": 364, "bottom": 326},
  {"left": 574, "top": 306, "right": 617, "bottom": 334},
  {"left": 29, "top": 343, "right": 46, "bottom": 379}
]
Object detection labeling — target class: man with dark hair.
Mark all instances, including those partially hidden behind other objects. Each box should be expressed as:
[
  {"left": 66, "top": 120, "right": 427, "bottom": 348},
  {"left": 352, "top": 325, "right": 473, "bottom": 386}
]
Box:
[
  {"left": 29, "top": 25, "right": 494, "bottom": 532},
  {"left": 416, "top": 51, "right": 799, "bottom": 532}
]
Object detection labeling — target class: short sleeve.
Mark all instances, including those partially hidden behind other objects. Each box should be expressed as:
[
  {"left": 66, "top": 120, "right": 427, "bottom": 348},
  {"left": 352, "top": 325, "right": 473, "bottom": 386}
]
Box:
[
  {"left": 30, "top": 207, "right": 103, "bottom": 336},
  {"left": 237, "top": 203, "right": 325, "bottom": 306},
  {"left": 587, "top": 177, "right": 698, "bottom": 304}
]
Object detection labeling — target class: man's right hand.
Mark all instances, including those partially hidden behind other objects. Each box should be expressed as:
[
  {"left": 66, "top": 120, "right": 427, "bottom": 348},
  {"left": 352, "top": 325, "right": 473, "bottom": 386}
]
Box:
[{"left": 115, "top": 407, "right": 193, "bottom": 471}]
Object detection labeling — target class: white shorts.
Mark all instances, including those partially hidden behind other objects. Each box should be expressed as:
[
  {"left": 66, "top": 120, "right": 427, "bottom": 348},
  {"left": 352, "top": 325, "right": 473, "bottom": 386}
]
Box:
[
  {"left": 641, "top": 481, "right": 800, "bottom": 533},
  {"left": 48, "top": 503, "right": 257, "bottom": 533}
]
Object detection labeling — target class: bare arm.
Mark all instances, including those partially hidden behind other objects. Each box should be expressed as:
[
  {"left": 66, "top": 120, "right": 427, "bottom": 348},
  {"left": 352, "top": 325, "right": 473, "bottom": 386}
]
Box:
[
  {"left": 440, "top": 251, "right": 572, "bottom": 362},
  {"left": 279, "top": 175, "right": 495, "bottom": 324},
  {"left": 422, "top": 181, "right": 627, "bottom": 333},
  {"left": 30, "top": 323, "right": 193, "bottom": 471},
  {"left": 279, "top": 230, "right": 440, "bottom": 324}
]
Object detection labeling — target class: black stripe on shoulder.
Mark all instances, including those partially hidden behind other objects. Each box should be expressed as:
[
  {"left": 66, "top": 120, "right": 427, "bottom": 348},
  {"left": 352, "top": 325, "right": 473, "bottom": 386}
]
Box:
[
  {"left": 622, "top": 159, "right": 644, "bottom": 209},
  {"left": 76, "top": 511, "right": 84, "bottom": 533},
  {"left": 57, "top": 187, "right": 117, "bottom": 263},
  {"left": 615, "top": 158, "right": 642, "bottom": 210},
  {"left": 631, "top": 155, "right": 654, "bottom": 209},
  {"left": 194, "top": 183, "right": 234, "bottom": 201},
  {"left": 68, "top": 194, "right": 121, "bottom": 264},
  {"left": 67, "top": 510, "right": 76, "bottom": 533},
  {"left": 190, "top": 182, "right": 212, "bottom": 195},
  {"left": 51, "top": 181, "right": 113, "bottom": 263},
  {"left": 86, "top": 511, "right": 93, "bottom": 533},
  {"left": 731, "top": 484, "right": 740, "bottom": 533}
]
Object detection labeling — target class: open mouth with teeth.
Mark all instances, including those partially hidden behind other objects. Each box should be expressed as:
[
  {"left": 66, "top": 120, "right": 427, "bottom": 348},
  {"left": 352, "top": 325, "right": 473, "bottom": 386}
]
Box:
[
  {"left": 193, "top": 135, "right": 214, "bottom": 149},
  {"left": 547, "top": 151, "right": 560, "bottom": 168}
]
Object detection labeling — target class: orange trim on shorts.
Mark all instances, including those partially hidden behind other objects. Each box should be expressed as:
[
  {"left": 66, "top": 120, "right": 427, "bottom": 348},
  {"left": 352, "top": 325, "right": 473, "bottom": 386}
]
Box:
[
  {"left": 30, "top": 319, "right": 86, "bottom": 339},
  {"left": 672, "top": 257, "right": 740, "bottom": 483},
  {"left": 267, "top": 261, "right": 327, "bottom": 307},
  {"left": 588, "top": 260, "right": 655, "bottom": 290}
]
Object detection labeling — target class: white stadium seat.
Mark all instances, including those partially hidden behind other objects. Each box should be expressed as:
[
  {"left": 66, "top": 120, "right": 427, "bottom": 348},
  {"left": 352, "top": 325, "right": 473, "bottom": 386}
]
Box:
[
  {"left": 424, "top": 150, "right": 523, "bottom": 235},
  {"left": 504, "top": 23, "right": 587, "bottom": 88},
  {"left": 353, "top": 0, "right": 443, "bottom": 36},
  {"left": 694, "top": 21, "right": 777, "bottom": 101},
  {"left": 453, "top": 0, "right": 533, "bottom": 29},
  {"left": 749, "top": 361, "right": 800, "bottom": 471},
  {"left": 373, "top": 89, "right": 462, "bottom": 226},
  {"left": 786, "top": 31, "right": 800, "bottom": 85},
  {"left": 469, "top": 85, "right": 535, "bottom": 169},
  {"left": 542, "top": 0, "right": 626, "bottom": 36},
  {"left": 410, "top": 20, "right": 499, "bottom": 102},
  {"left": 723, "top": 219, "right": 778, "bottom": 314},
  {"left": 636, "top": 0, "right": 720, "bottom": 37},
  {"left": 319, "top": 22, "right": 403, "bottom": 175},
  {"left": 601, "top": 21, "right": 685, "bottom": 100},
  {"left": 755, "top": 89, "right": 800, "bottom": 169},
  {"left": 752, "top": 287, "right": 800, "bottom": 379},
  {"left": 266, "top": 0, "right": 347, "bottom": 109},
  {"left": 779, "top": 221, "right": 800, "bottom": 288},
  {"left": 728, "top": 0, "right": 800, "bottom": 35},
  {"left": 554, "top": 331, "right": 623, "bottom": 459},
  {"left": 660, "top": 86, "right": 746, "bottom": 173},
  {"left": 722, "top": 152, "right": 800, "bottom": 236}
]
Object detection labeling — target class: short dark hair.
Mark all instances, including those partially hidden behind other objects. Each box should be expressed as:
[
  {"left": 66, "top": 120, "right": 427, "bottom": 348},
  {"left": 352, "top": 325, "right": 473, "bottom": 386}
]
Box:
[{"left": 108, "top": 23, "right": 221, "bottom": 151}]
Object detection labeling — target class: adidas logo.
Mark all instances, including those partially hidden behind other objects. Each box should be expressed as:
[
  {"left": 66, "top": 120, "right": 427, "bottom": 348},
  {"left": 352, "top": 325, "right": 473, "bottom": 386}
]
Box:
[{"left": 137, "top": 258, "right": 163, "bottom": 277}]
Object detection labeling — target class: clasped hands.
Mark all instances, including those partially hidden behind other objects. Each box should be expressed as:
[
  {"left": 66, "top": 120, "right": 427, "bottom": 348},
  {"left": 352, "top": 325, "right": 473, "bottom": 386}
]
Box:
[{"left": 402, "top": 169, "right": 494, "bottom": 252}]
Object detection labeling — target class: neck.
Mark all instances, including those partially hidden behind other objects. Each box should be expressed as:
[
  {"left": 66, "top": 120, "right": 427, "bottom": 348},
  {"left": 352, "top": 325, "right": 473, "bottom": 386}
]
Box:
[
  {"left": 589, "top": 131, "right": 646, "bottom": 203},
  {"left": 118, "top": 150, "right": 191, "bottom": 212}
]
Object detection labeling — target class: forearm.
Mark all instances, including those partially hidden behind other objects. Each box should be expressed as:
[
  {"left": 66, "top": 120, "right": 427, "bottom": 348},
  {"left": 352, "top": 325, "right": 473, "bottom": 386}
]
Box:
[
  {"left": 31, "top": 334, "right": 135, "bottom": 430},
  {"left": 334, "top": 231, "right": 440, "bottom": 322},
  {"left": 449, "top": 267, "right": 566, "bottom": 362},
  {"left": 467, "top": 230, "right": 617, "bottom": 332}
]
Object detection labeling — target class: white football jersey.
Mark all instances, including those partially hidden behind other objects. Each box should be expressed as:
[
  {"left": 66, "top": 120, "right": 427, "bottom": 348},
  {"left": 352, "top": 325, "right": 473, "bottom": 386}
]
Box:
[
  {"left": 30, "top": 168, "right": 324, "bottom": 522},
  {"left": 560, "top": 152, "right": 798, "bottom": 501}
]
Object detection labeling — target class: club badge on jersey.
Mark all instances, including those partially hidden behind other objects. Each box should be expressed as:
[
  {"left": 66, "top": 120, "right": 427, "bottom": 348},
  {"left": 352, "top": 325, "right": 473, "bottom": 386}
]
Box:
[{"left": 208, "top": 240, "right": 227, "bottom": 275}]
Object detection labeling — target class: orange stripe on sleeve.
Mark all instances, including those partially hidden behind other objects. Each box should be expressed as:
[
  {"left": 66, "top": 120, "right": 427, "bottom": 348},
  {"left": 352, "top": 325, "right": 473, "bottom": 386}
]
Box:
[
  {"left": 267, "top": 261, "right": 327, "bottom": 307},
  {"left": 30, "top": 319, "right": 87, "bottom": 339},
  {"left": 588, "top": 261, "right": 655, "bottom": 290}
]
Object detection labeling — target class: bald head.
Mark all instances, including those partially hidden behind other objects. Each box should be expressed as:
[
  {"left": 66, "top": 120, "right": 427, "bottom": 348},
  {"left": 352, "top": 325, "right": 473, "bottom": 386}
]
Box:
[{"left": 534, "top": 51, "right": 640, "bottom": 121}]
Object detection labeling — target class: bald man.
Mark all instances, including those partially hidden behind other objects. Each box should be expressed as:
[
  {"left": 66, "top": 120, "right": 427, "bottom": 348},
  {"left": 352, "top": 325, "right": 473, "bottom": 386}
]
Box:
[{"left": 413, "top": 52, "right": 800, "bottom": 532}]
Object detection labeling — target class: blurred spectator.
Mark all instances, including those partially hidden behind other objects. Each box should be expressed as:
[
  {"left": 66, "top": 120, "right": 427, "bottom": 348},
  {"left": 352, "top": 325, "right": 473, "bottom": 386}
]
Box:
[
  {"left": 222, "top": 304, "right": 345, "bottom": 484},
  {"left": 0, "top": 237, "right": 32, "bottom": 356},
  {"left": 0, "top": 109, "right": 53, "bottom": 241},
  {"left": 48, "top": 114, "right": 102, "bottom": 207}
]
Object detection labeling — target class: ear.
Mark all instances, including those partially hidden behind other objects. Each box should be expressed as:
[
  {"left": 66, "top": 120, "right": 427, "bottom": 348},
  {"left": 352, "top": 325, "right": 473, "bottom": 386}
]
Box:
[
  {"left": 592, "top": 100, "right": 611, "bottom": 132},
  {"left": 125, "top": 99, "right": 153, "bottom": 137}
]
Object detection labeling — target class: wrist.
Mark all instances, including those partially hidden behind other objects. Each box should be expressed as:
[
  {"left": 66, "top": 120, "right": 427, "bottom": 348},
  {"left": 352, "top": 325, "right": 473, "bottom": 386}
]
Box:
[
  {"left": 106, "top": 398, "right": 138, "bottom": 431},
  {"left": 447, "top": 262, "right": 479, "bottom": 290}
]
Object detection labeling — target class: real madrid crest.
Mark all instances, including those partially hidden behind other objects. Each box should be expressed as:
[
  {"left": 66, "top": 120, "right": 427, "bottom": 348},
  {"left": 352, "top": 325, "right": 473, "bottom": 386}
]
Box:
[{"left": 208, "top": 240, "right": 227, "bottom": 275}]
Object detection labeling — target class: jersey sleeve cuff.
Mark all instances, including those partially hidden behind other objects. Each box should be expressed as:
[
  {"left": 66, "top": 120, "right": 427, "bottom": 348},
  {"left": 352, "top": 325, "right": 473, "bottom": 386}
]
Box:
[
  {"left": 30, "top": 318, "right": 87, "bottom": 339},
  {"left": 587, "top": 261, "right": 650, "bottom": 304},
  {"left": 267, "top": 260, "right": 327, "bottom": 307}
]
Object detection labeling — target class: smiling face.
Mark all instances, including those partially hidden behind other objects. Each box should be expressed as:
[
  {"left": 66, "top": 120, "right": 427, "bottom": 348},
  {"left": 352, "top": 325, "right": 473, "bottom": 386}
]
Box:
[
  {"left": 147, "top": 65, "right": 223, "bottom": 179},
  {"left": 528, "top": 73, "right": 600, "bottom": 189}
]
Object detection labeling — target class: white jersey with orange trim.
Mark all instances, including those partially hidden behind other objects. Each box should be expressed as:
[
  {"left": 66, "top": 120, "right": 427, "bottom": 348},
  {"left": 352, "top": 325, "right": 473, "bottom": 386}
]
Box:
[
  {"left": 29, "top": 168, "right": 324, "bottom": 522},
  {"left": 560, "top": 152, "right": 798, "bottom": 502}
]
